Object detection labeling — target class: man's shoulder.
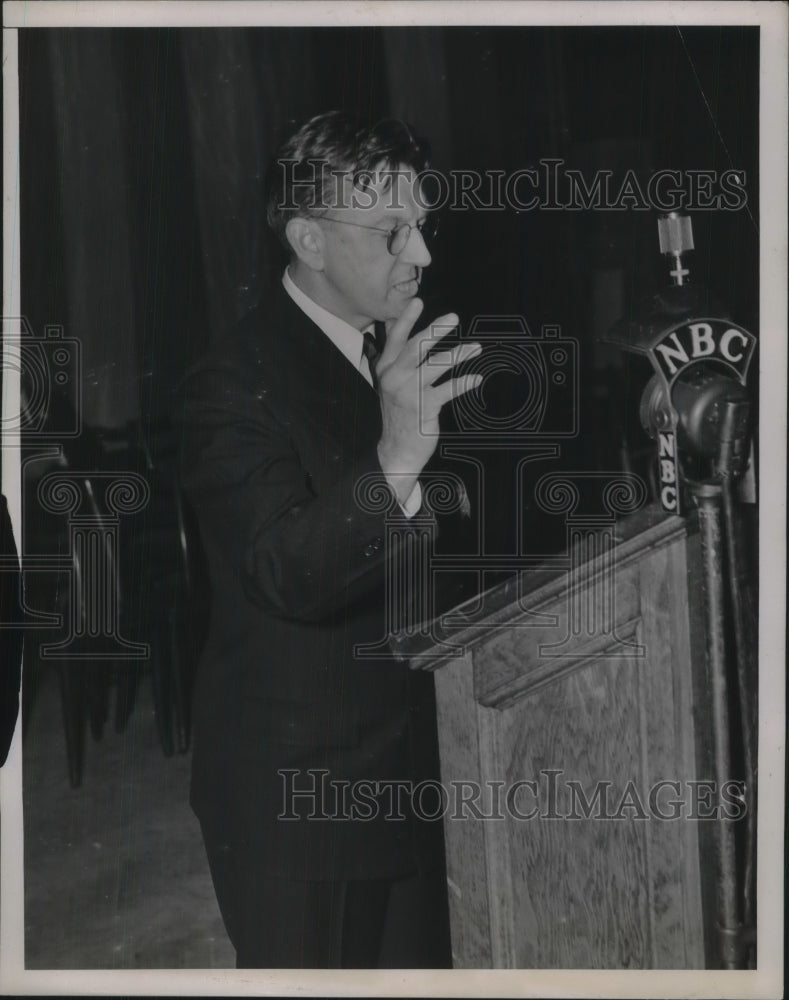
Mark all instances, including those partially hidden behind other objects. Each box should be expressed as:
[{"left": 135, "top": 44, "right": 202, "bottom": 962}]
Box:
[
  {"left": 188, "top": 279, "right": 313, "bottom": 379},
  {"left": 230, "top": 280, "right": 310, "bottom": 362}
]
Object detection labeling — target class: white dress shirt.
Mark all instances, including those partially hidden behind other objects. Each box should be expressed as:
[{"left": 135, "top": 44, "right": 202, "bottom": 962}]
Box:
[{"left": 282, "top": 268, "right": 422, "bottom": 517}]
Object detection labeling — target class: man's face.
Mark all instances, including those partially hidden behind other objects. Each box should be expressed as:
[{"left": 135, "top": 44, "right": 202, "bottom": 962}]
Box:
[{"left": 313, "top": 165, "right": 432, "bottom": 329}]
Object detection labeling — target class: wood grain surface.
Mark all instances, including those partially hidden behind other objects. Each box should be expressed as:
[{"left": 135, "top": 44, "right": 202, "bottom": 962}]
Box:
[{"left": 431, "top": 508, "right": 711, "bottom": 968}]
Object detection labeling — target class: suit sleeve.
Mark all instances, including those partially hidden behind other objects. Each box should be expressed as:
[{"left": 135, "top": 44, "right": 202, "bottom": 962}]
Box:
[{"left": 179, "top": 363, "right": 428, "bottom": 624}]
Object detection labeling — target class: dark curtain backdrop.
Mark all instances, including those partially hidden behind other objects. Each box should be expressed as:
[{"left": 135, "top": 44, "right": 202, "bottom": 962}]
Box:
[{"left": 19, "top": 26, "right": 758, "bottom": 448}]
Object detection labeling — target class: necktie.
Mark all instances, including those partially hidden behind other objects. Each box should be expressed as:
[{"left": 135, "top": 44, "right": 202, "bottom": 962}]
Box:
[{"left": 362, "top": 322, "right": 386, "bottom": 390}]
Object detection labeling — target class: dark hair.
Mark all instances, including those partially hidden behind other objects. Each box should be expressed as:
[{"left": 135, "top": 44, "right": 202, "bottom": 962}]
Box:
[{"left": 265, "top": 110, "right": 431, "bottom": 251}]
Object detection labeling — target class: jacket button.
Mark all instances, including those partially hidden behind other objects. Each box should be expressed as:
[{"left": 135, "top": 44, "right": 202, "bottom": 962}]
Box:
[{"left": 363, "top": 542, "right": 375, "bottom": 557}]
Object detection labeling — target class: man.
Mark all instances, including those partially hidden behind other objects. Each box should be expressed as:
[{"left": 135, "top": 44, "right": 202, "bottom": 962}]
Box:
[{"left": 179, "top": 111, "right": 481, "bottom": 968}]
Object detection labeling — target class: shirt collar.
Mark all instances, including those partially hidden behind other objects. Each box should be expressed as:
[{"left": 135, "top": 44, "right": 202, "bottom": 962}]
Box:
[{"left": 282, "top": 267, "right": 372, "bottom": 379}]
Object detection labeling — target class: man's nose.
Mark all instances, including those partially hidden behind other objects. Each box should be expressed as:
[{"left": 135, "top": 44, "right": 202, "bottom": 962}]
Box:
[{"left": 400, "top": 227, "right": 432, "bottom": 267}]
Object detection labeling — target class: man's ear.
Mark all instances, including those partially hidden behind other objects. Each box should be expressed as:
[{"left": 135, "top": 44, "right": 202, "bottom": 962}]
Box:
[{"left": 285, "top": 217, "right": 325, "bottom": 271}]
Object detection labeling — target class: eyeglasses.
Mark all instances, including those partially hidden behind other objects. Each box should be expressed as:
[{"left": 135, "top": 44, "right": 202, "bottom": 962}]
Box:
[{"left": 319, "top": 214, "right": 440, "bottom": 256}]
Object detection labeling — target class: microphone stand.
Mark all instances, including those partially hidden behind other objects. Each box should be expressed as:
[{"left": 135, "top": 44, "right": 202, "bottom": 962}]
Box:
[{"left": 686, "top": 398, "right": 755, "bottom": 969}]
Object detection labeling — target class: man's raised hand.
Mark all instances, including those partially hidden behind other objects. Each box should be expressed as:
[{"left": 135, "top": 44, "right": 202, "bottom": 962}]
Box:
[{"left": 375, "top": 297, "right": 482, "bottom": 505}]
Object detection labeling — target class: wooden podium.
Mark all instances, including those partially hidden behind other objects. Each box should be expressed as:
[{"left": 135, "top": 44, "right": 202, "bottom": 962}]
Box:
[{"left": 398, "top": 502, "right": 723, "bottom": 969}]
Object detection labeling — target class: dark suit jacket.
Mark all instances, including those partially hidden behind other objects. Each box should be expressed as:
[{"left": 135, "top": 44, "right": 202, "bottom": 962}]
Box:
[{"left": 178, "top": 279, "right": 444, "bottom": 881}]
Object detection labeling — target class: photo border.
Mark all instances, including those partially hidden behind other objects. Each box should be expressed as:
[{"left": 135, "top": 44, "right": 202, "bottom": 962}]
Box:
[{"left": 2, "top": 2, "right": 785, "bottom": 997}]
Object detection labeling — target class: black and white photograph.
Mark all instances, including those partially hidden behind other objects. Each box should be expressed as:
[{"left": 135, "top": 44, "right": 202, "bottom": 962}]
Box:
[{"left": 1, "top": 1, "right": 785, "bottom": 996}]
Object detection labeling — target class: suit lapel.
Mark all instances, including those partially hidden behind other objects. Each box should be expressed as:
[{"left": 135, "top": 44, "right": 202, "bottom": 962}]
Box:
[{"left": 273, "top": 283, "right": 383, "bottom": 452}]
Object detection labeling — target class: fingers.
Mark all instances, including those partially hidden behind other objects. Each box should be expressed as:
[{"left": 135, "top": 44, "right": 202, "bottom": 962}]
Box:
[
  {"left": 381, "top": 297, "right": 425, "bottom": 361},
  {"left": 419, "top": 341, "right": 482, "bottom": 385},
  {"left": 430, "top": 372, "right": 484, "bottom": 408},
  {"left": 383, "top": 304, "right": 460, "bottom": 365},
  {"left": 407, "top": 312, "right": 460, "bottom": 357}
]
